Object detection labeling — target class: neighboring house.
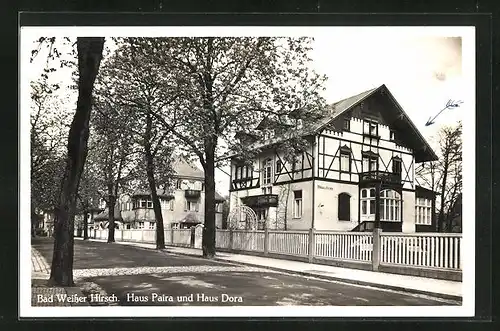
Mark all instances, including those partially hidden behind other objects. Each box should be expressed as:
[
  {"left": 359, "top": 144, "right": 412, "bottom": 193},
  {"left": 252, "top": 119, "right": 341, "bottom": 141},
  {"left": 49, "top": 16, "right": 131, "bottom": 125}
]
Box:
[
  {"left": 113, "top": 157, "right": 225, "bottom": 230},
  {"left": 228, "top": 84, "right": 439, "bottom": 233},
  {"left": 90, "top": 206, "right": 118, "bottom": 231}
]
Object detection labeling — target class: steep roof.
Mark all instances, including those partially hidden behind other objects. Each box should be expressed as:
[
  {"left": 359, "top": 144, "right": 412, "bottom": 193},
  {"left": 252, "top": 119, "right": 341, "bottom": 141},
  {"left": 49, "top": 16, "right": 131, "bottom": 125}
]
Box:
[
  {"left": 227, "top": 84, "right": 437, "bottom": 163},
  {"left": 94, "top": 204, "right": 122, "bottom": 221},
  {"left": 215, "top": 191, "right": 226, "bottom": 202},
  {"left": 172, "top": 157, "right": 204, "bottom": 179}
]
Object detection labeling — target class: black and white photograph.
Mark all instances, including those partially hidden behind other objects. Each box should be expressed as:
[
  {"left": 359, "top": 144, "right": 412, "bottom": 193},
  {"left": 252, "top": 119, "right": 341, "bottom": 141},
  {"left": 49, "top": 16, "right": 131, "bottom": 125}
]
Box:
[{"left": 20, "top": 25, "right": 475, "bottom": 318}]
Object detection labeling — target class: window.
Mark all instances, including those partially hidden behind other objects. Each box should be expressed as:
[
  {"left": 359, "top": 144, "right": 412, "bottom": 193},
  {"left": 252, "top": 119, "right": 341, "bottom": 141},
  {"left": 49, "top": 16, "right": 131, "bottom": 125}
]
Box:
[
  {"left": 360, "top": 188, "right": 376, "bottom": 219},
  {"left": 338, "top": 193, "right": 351, "bottom": 221},
  {"left": 148, "top": 222, "right": 155, "bottom": 229},
  {"left": 126, "top": 224, "right": 131, "bottom": 229},
  {"left": 415, "top": 197, "right": 432, "bottom": 225},
  {"left": 261, "top": 186, "right": 272, "bottom": 195},
  {"left": 379, "top": 189, "right": 401, "bottom": 222},
  {"left": 176, "top": 180, "right": 182, "bottom": 189},
  {"left": 361, "top": 188, "right": 401, "bottom": 221},
  {"left": 362, "top": 155, "right": 378, "bottom": 172},
  {"left": 138, "top": 221, "right": 145, "bottom": 229},
  {"left": 392, "top": 158, "right": 402, "bottom": 175},
  {"left": 147, "top": 200, "right": 153, "bottom": 208},
  {"left": 343, "top": 118, "right": 350, "bottom": 131},
  {"left": 262, "top": 159, "right": 272, "bottom": 185},
  {"left": 340, "top": 150, "right": 351, "bottom": 172},
  {"left": 364, "top": 120, "right": 378, "bottom": 136},
  {"left": 276, "top": 160, "right": 283, "bottom": 173},
  {"left": 293, "top": 190, "right": 303, "bottom": 218},
  {"left": 390, "top": 130, "right": 395, "bottom": 141},
  {"left": 185, "top": 200, "right": 199, "bottom": 212}
]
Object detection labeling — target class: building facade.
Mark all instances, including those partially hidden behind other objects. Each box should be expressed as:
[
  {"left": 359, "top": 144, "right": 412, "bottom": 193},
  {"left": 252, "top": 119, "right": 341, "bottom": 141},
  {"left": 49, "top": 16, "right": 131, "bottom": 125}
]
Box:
[
  {"left": 228, "top": 85, "right": 438, "bottom": 233},
  {"left": 92, "top": 157, "right": 225, "bottom": 231}
]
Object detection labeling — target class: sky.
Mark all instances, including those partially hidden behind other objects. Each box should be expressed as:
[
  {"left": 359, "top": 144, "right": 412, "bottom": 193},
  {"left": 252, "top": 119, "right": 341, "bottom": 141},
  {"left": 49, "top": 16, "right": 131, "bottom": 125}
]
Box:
[{"left": 23, "top": 27, "right": 473, "bottom": 197}]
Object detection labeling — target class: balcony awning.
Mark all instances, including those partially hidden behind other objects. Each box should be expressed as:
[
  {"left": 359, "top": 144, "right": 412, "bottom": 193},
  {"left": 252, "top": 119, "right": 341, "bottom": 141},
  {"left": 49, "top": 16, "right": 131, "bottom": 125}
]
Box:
[
  {"left": 185, "top": 189, "right": 201, "bottom": 200},
  {"left": 241, "top": 194, "right": 278, "bottom": 208}
]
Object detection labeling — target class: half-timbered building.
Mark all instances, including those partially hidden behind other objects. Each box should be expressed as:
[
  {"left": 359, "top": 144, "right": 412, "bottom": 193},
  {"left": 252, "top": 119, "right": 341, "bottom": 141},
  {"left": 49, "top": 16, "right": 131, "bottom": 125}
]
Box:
[{"left": 228, "top": 84, "right": 439, "bottom": 233}]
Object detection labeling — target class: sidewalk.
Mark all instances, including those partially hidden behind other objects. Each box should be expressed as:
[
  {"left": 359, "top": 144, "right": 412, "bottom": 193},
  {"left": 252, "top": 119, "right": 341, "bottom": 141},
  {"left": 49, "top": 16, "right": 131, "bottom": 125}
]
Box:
[
  {"left": 79, "top": 238, "right": 462, "bottom": 301},
  {"left": 31, "top": 246, "right": 89, "bottom": 306}
]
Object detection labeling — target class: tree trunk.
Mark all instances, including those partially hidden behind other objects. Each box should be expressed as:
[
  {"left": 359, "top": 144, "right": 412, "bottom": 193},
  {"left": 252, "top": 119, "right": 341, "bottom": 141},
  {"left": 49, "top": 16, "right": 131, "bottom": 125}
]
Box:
[
  {"left": 49, "top": 37, "right": 104, "bottom": 287},
  {"left": 438, "top": 156, "right": 449, "bottom": 232},
  {"left": 202, "top": 144, "right": 216, "bottom": 258},
  {"left": 107, "top": 192, "right": 116, "bottom": 243},
  {"left": 145, "top": 113, "right": 165, "bottom": 249},
  {"left": 83, "top": 208, "right": 89, "bottom": 240}
]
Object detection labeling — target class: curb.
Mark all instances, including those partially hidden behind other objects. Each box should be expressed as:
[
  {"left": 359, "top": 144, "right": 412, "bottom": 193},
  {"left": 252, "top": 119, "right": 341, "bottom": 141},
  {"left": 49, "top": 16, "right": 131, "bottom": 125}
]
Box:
[
  {"left": 76, "top": 239, "right": 462, "bottom": 302},
  {"left": 164, "top": 248, "right": 463, "bottom": 303}
]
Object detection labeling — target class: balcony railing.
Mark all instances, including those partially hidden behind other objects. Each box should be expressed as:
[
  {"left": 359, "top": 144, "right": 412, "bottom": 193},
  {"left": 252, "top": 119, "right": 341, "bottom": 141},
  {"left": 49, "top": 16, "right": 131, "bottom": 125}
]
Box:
[
  {"left": 359, "top": 171, "right": 401, "bottom": 185},
  {"left": 240, "top": 194, "right": 278, "bottom": 208},
  {"left": 185, "top": 189, "right": 201, "bottom": 199}
]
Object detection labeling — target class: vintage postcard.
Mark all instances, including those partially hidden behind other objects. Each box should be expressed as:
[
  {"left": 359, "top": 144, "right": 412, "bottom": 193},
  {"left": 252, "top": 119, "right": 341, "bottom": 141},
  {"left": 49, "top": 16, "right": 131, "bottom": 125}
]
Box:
[{"left": 20, "top": 24, "right": 475, "bottom": 318}]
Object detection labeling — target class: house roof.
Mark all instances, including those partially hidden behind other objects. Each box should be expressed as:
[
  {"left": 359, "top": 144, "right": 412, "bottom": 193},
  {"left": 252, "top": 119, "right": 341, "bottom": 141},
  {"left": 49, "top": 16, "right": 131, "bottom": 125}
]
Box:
[
  {"left": 172, "top": 157, "right": 204, "bottom": 179},
  {"left": 215, "top": 192, "right": 226, "bottom": 202},
  {"left": 225, "top": 84, "right": 437, "bottom": 163},
  {"left": 132, "top": 188, "right": 175, "bottom": 198},
  {"left": 94, "top": 205, "right": 123, "bottom": 221}
]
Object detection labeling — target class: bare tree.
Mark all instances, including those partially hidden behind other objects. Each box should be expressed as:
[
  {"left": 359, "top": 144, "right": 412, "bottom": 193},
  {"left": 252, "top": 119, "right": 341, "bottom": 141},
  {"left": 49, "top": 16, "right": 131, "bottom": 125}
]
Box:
[{"left": 416, "top": 121, "right": 462, "bottom": 232}]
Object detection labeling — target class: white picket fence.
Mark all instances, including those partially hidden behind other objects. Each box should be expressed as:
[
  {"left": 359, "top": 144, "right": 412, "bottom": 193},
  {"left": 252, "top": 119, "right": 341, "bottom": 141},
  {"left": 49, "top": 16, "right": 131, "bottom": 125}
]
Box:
[
  {"left": 315, "top": 231, "right": 373, "bottom": 262},
  {"left": 380, "top": 232, "right": 461, "bottom": 269},
  {"left": 269, "top": 230, "right": 309, "bottom": 257},
  {"left": 79, "top": 228, "right": 462, "bottom": 272}
]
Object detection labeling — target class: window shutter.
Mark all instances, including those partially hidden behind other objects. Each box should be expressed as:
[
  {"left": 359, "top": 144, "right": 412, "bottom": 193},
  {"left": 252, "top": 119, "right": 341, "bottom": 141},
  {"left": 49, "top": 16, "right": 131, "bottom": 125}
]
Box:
[
  {"left": 338, "top": 193, "right": 351, "bottom": 221},
  {"left": 184, "top": 200, "right": 187, "bottom": 211}
]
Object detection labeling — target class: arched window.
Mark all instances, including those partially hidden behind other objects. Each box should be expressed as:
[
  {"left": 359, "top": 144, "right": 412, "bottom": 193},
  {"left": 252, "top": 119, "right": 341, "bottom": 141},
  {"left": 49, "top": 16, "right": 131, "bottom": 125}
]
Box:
[
  {"left": 360, "top": 188, "right": 401, "bottom": 222},
  {"left": 380, "top": 189, "right": 401, "bottom": 222},
  {"left": 338, "top": 193, "right": 351, "bottom": 221}
]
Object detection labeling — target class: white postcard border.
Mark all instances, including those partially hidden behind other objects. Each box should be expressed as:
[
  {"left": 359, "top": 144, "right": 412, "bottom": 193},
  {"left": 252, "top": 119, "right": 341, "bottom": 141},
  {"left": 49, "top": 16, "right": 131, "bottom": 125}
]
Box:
[{"left": 20, "top": 25, "right": 476, "bottom": 318}]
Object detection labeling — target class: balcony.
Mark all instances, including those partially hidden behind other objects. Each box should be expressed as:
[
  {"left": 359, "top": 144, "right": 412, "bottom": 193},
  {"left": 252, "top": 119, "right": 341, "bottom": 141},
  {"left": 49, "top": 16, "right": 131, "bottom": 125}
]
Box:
[
  {"left": 185, "top": 189, "right": 201, "bottom": 199},
  {"left": 359, "top": 171, "right": 401, "bottom": 185},
  {"left": 240, "top": 194, "right": 278, "bottom": 208}
]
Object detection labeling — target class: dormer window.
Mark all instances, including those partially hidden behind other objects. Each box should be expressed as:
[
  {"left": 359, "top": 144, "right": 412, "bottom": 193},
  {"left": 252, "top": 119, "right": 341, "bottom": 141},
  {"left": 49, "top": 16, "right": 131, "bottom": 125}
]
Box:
[
  {"left": 390, "top": 130, "right": 395, "bottom": 141},
  {"left": 296, "top": 119, "right": 303, "bottom": 129},
  {"left": 363, "top": 120, "right": 378, "bottom": 137}
]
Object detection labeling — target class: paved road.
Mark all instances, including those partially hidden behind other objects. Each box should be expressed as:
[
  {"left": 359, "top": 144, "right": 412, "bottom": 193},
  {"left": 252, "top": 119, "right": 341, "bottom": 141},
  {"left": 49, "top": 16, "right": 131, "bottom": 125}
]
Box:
[{"left": 32, "top": 237, "right": 460, "bottom": 306}]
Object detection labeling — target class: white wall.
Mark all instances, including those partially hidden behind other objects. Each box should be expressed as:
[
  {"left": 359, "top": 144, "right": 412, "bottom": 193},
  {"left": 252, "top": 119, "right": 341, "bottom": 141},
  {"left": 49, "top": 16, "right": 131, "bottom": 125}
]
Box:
[{"left": 313, "top": 181, "right": 359, "bottom": 231}]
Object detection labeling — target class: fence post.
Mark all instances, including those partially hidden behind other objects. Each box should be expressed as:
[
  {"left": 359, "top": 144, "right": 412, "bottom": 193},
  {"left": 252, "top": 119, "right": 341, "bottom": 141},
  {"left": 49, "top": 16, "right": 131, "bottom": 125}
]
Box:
[
  {"left": 170, "top": 227, "right": 174, "bottom": 245},
  {"left": 141, "top": 229, "right": 144, "bottom": 242},
  {"left": 264, "top": 227, "right": 269, "bottom": 255},
  {"left": 121, "top": 229, "right": 124, "bottom": 242},
  {"left": 229, "top": 228, "right": 234, "bottom": 251},
  {"left": 372, "top": 228, "right": 382, "bottom": 271},
  {"left": 308, "top": 228, "right": 315, "bottom": 263},
  {"left": 190, "top": 227, "right": 196, "bottom": 248}
]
